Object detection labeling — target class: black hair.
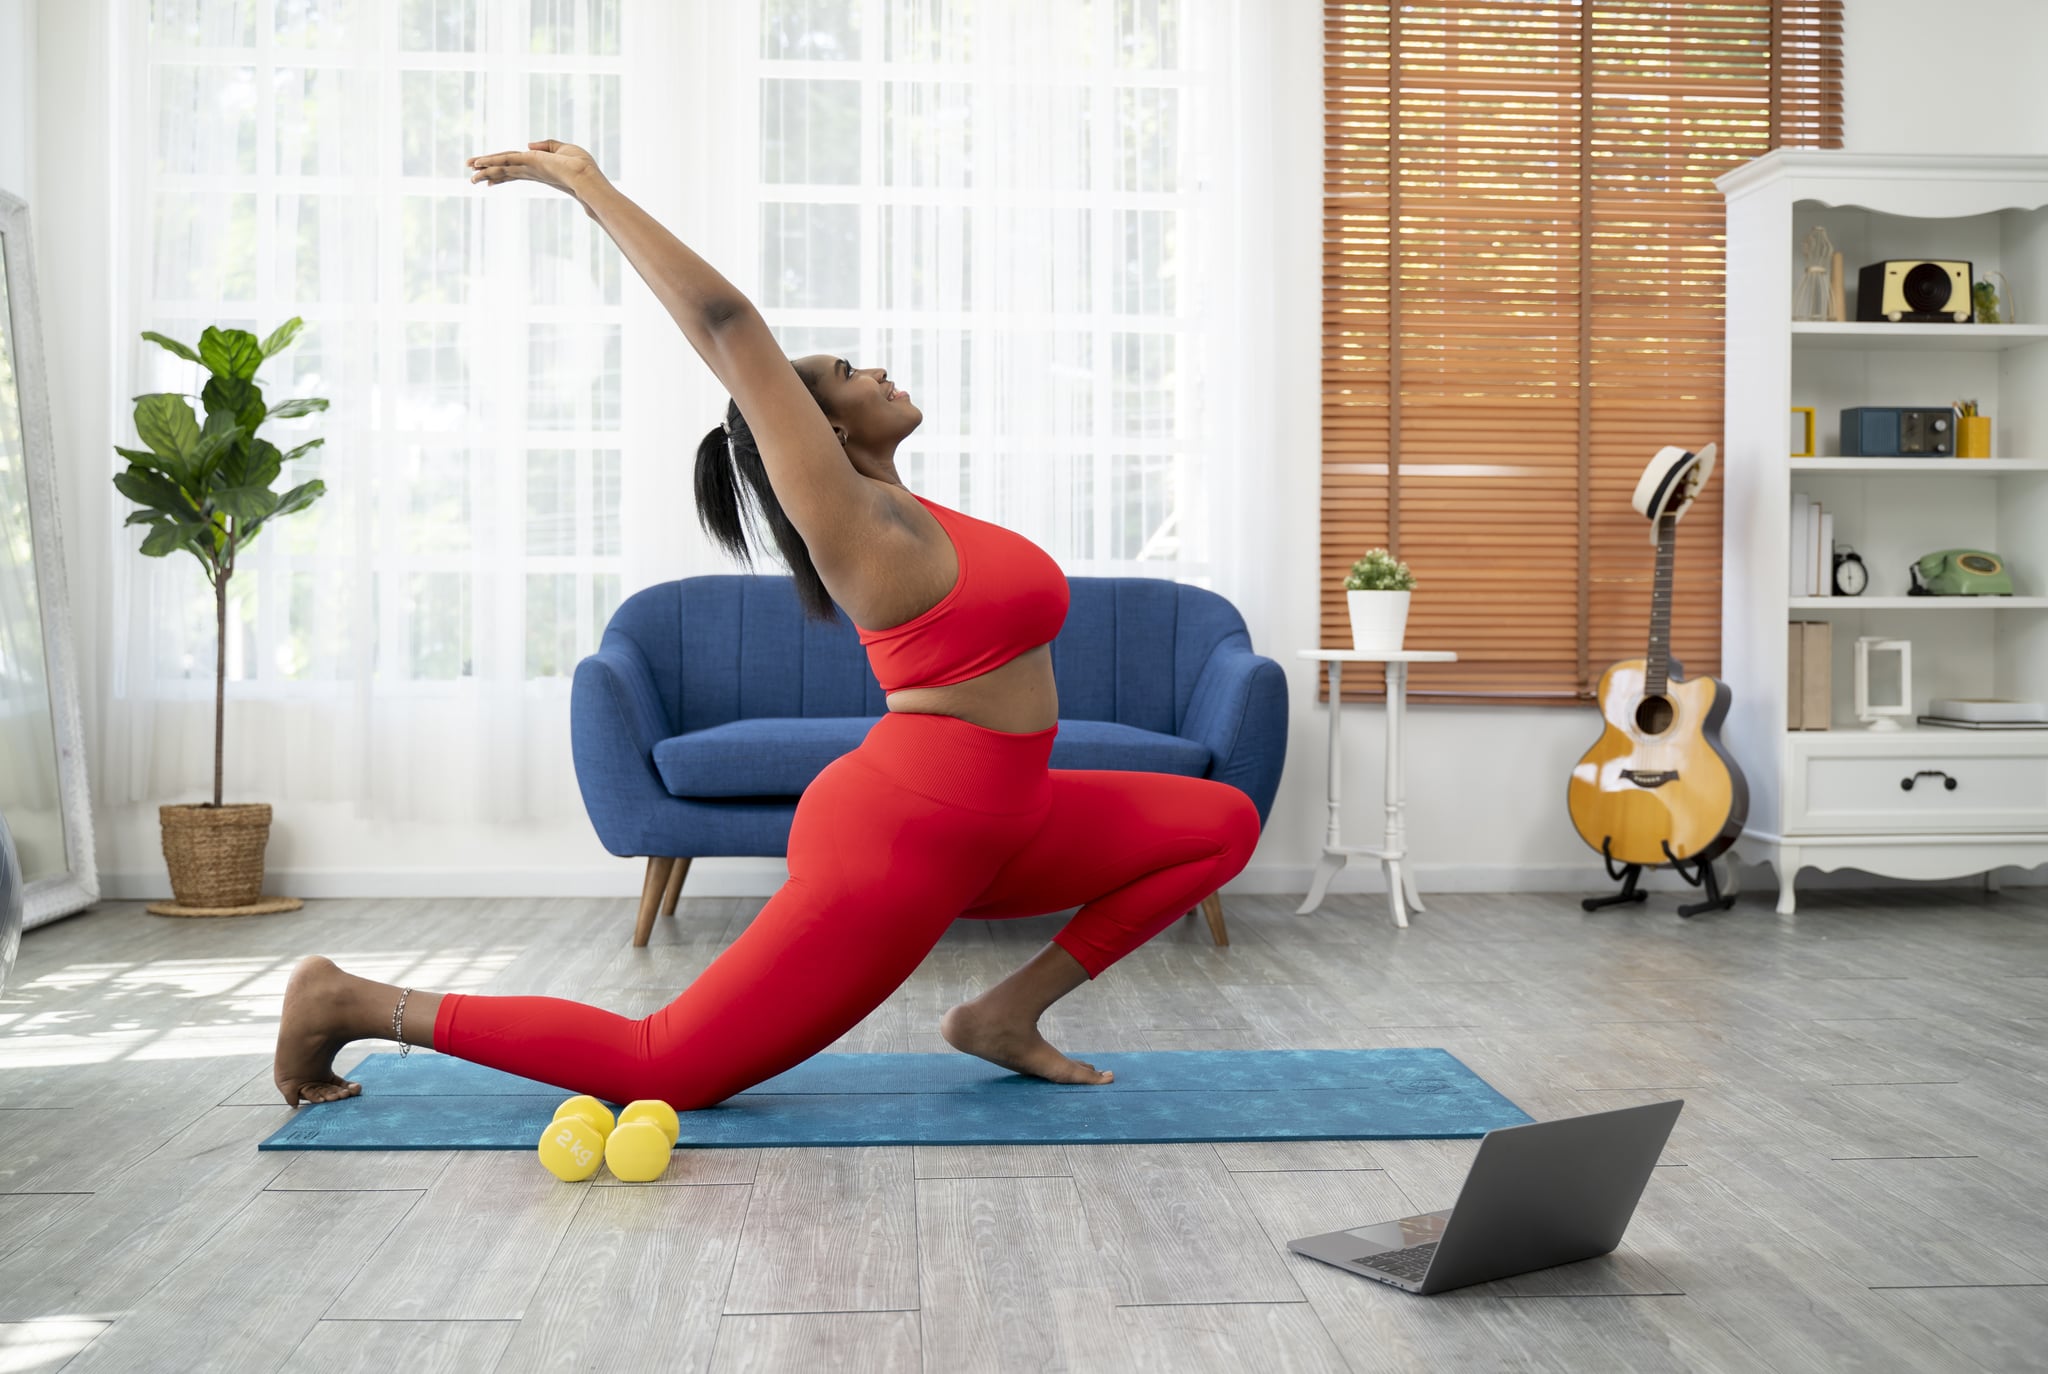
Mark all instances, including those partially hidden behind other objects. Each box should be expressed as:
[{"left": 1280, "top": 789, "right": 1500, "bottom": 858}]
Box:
[{"left": 693, "top": 362, "right": 840, "bottom": 623}]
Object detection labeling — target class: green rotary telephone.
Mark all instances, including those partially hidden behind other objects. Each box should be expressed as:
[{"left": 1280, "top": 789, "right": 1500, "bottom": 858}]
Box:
[{"left": 1910, "top": 549, "right": 2013, "bottom": 596}]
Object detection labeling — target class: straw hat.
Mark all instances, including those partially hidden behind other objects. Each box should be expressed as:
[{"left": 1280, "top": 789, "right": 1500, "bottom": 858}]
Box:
[{"left": 1631, "top": 442, "right": 1718, "bottom": 527}]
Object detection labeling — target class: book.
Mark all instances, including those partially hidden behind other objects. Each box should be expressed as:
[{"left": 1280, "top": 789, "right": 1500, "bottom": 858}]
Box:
[
  {"left": 1917, "top": 715, "right": 2048, "bottom": 730},
  {"left": 1809, "top": 500, "right": 1826, "bottom": 597},
  {"left": 1816, "top": 509, "right": 1834, "bottom": 597},
  {"left": 1791, "top": 493, "right": 1811, "bottom": 595},
  {"left": 1927, "top": 698, "right": 2048, "bottom": 723},
  {"left": 1799, "top": 619, "right": 1832, "bottom": 729},
  {"left": 1787, "top": 622, "right": 1804, "bottom": 729}
]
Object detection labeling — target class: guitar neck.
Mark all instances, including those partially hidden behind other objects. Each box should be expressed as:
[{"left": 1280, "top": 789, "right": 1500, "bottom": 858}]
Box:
[{"left": 1646, "top": 510, "right": 1677, "bottom": 696}]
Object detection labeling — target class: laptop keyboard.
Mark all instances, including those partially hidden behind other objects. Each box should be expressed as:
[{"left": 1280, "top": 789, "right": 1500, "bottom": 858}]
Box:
[{"left": 1357, "top": 1242, "right": 1437, "bottom": 1282}]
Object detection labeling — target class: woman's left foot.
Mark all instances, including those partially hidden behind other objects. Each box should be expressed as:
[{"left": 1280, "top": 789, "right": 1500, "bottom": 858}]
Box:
[
  {"left": 274, "top": 955, "right": 366, "bottom": 1107},
  {"left": 940, "top": 1000, "right": 1113, "bottom": 1085}
]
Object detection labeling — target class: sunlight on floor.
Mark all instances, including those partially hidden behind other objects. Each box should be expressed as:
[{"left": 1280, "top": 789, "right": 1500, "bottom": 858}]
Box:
[
  {"left": 0, "top": 1321, "right": 108, "bottom": 1372},
  {"left": 0, "top": 947, "right": 526, "bottom": 1068}
]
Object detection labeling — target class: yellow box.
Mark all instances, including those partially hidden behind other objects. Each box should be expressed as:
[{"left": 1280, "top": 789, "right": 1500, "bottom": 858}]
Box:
[
  {"left": 1789, "top": 406, "right": 1816, "bottom": 457},
  {"left": 1958, "top": 414, "right": 1992, "bottom": 458}
]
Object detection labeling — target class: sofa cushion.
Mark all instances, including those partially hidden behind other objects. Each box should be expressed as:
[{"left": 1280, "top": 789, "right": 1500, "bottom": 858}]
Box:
[
  {"left": 1046, "top": 719, "right": 1212, "bottom": 777},
  {"left": 656, "top": 717, "right": 877, "bottom": 798},
  {"left": 655, "top": 716, "right": 1213, "bottom": 799}
]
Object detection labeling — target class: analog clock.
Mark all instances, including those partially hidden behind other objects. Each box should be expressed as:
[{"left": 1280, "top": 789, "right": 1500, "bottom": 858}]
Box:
[{"left": 1832, "top": 546, "right": 1868, "bottom": 596}]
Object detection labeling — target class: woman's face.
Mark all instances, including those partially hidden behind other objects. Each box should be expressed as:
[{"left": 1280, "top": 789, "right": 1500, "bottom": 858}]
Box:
[{"left": 798, "top": 354, "right": 922, "bottom": 452}]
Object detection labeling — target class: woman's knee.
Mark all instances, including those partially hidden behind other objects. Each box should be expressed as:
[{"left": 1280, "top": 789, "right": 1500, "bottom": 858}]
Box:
[{"left": 1209, "top": 782, "right": 1262, "bottom": 861}]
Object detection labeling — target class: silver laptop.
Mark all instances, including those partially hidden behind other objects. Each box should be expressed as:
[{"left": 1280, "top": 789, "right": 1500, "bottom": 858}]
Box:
[{"left": 1287, "top": 1100, "right": 1682, "bottom": 1295}]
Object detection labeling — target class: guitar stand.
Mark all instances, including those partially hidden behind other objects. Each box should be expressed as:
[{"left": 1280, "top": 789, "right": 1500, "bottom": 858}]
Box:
[
  {"left": 1582, "top": 838, "right": 1649, "bottom": 911},
  {"left": 1581, "top": 837, "right": 1736, "bottom": 917}
]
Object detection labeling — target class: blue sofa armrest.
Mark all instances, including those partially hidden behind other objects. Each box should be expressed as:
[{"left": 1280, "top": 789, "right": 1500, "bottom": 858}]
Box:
[
  {"left": 571, "top": 636, "right": 678, "bottom": 857},
  {"left": 1181, "top": 637, "right": 1288, "bottom": 827}
]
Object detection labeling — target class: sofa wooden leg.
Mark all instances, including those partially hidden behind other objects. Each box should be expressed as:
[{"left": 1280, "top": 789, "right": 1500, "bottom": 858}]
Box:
[
  {"left": 1200, "top": 891, "right": 1228, "bottom": 947},
  {"left": 660, "top": 857, "right": 690, "bottom": 917},
  {"left": 635, "top": 856, "right": 674, "bottom": 947}
]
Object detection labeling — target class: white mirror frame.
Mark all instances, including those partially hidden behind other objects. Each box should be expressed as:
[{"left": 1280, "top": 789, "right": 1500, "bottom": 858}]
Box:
[{"left": 1, "top": 189, "right": 98, "bottom": 927}]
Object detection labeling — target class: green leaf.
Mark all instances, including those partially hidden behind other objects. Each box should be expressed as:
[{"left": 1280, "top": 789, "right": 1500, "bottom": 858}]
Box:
[
  {"left": 198, "top": 326, "right": 264, "bottom": 381},
  {"left": 281, "top": 437, "right": 325, "bottom": 462},
  {"left": 113, "top": 468, "right": 201, "bottom": 519},
  {"left": 132, "top": 393, "right": 200, "bottom": 472},
  {"left": 212, "top": 486, "right": 280, "bottom": 523},
  {"left": 259, "top": 317, "right": 305, "bottom": 359},
  {"left": 114, "top": 445, "right": 185, "bottom": 482},
  {"left": 213, "top": 436, "right": 283, "bottom": 493},
  {"left": 265, "top": 397, "right": 330, "bottom": 420},
  {"left": 272, "top": 479, "right": 324, "bottom": 517},
  {"left": 141, "top": 330, "right": 200, "bottom": 363},
  {"left": 139, "top": 520, "right": 209, "bottom": 559},
  {"left": 201, "top": 375, "right": 266, "bottom": 433},
  {"left": 239, "top": 479, "right": 325, "bottom": 547},
  {"left": 191, "top": 411, "right": 245, "bottom": 484}
]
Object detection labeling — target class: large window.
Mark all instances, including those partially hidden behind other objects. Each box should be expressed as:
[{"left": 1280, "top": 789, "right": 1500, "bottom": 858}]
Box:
[
  {"left": 112, "top": 0, "right": 1232, "bottom": 821},
  {"left": 748, "top": 0, "right": 1217, "bottom": 577},
  {"left": 1322, "top": 1, "right": 1843, "bottom": 704},
  {"left": 132, "top": 0, "right": 629, "bottom": 695}
]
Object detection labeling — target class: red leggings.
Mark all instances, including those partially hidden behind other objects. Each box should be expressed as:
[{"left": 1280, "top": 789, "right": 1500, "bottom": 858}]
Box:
[{"left": 434, "top": 711, "right": 1262, "bottom": 1109}]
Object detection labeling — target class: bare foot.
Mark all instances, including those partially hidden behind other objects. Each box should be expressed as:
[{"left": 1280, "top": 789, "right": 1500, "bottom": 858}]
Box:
[
  {"left": 940, "top": 1001, "right": 1114, "bottom": 1085},
  {"left": 274, "top": 955, "right": 365, "bottom": 1107}
]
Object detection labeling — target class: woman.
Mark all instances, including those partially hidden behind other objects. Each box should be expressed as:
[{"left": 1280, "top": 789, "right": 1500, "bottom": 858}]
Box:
[{"left": 272, "top": 140, "right": 1261, "bottom": 1109}]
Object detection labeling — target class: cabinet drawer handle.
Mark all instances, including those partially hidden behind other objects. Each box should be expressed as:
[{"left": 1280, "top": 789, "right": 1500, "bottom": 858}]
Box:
[{"left": 1901, "top": 770, "right": 1959, "bottom": 792}]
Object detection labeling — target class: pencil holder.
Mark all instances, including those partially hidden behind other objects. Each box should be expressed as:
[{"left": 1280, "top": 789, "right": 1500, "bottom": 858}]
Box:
[{"left": 1958, "top": 415, "right": 1992, "bottom": 459}]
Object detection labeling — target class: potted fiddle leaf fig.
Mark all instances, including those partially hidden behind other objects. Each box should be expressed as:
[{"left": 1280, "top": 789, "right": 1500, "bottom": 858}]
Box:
[
  {"left": 1343, "top": 547, "right": 1417, "bottom": 652},
  {"left": 114, "top": 318, "right": 328, "bottom": 915}
]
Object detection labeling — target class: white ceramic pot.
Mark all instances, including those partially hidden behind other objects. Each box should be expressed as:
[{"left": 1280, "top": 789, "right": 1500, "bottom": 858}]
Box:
[{"left": 1346, "top": 589, "right": 1411, "bottom": 652}]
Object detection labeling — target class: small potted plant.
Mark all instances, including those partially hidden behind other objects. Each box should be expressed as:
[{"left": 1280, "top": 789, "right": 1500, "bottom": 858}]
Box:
[
  {"left": 114, "top": 319, "right": 328, "bottom": 914},
  {"left": 1344, "top": 547, "right": 1416, "bottom": 652}
]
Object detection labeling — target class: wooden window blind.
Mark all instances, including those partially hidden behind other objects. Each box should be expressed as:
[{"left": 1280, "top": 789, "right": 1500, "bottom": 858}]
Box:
[{"left": 1322, "top": 2, "right": 1842, "bottom": 704}]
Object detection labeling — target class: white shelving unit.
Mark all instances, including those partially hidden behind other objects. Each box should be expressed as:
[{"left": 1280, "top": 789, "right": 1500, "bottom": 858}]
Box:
[{"left": 1718, "top": 150, "right": 2048, "bottom": 914}]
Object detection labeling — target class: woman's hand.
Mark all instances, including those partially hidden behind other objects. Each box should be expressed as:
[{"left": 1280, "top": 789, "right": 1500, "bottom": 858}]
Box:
[{"left": 467, "top": 140, "right": 608, "bottom": 212}]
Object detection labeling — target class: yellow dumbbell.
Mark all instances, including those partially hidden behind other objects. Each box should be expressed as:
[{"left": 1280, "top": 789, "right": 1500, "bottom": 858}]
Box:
[
  {"left": 553, "top": 1095, "right": 615, "bottom": 1137},
  {"left": 538, "top": 1113, "right": 606, "bottom": 1182},
  {"left": 538, "top": 1095, "right": 617, "bottom": 1182},
  {"left": 618, "top": 1099, "right": 680, "bottom": 1147},
  {"left": 604, "top": 1099, "right": 681, "bottom": 1183}
]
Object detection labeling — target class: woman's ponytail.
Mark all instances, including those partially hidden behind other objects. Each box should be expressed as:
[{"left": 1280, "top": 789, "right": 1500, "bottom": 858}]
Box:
[
  {"left": 694, "top": 420, "right": 750, "bottom": 565},
  {"left": 690, "top": 378, "right": 841, "bottom": 623}
]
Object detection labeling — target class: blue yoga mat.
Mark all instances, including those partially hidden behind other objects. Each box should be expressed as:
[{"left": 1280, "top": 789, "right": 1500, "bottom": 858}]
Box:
[{"left": 258, "top": 1048, "right": 1530, "bottom": 1151}]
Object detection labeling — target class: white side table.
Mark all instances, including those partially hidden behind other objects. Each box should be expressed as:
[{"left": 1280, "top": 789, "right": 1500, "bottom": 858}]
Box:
[{"left": 1295, "top": 649, "right": 1459, "bottom": 928}]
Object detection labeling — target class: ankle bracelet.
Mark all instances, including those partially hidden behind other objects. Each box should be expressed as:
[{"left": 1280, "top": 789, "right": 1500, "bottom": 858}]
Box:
[{"left": 392, "top": 987, "right": 414, "bottom": 1056}]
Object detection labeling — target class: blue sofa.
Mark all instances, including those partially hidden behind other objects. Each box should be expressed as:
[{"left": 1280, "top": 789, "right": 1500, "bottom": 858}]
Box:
[{"left": 571, "top": 574, "right": 1287, "bottom": 945}]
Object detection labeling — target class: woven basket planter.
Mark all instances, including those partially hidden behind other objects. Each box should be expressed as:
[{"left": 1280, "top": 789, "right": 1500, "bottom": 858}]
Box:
[{"left": 158, "top": 803, "right": 274, "bottom": 912}]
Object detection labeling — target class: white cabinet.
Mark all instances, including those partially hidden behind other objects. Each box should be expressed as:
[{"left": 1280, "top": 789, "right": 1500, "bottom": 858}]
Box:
[
  {"left": 1716, "top": 150, "right": 2048, "bottom": 913},
  {"left": 1784, "top": 733, "right": 2048, "bottom": 835}
]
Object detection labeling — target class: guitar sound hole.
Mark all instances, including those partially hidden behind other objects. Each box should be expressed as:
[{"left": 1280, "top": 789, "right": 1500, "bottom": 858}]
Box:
[{"left": 1634, "top": 695, "right": 1675, "bottom": 735}]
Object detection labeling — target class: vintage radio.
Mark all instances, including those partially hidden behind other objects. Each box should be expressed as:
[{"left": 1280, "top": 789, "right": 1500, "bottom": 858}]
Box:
[
  {"left": 1856, "top": 259, "right": 1974, "bottom": 323},
  {"left": 1840, "top": 406, "right": 1953, "bottom": 457}
]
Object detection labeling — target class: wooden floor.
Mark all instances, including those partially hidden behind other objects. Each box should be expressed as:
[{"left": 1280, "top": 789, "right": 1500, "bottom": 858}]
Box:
[{"left": 1, "top": 885, "right": 2046, "bottom": 1372}]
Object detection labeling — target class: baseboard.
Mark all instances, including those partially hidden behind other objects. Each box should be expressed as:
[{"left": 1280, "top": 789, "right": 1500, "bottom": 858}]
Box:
[{"left": 96, "top": 856, "right": 2040, "bottom": 902}]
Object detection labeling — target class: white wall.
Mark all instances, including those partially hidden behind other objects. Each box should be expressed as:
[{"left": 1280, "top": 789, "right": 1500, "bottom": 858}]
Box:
[
  {"left": 24, "top": 0, "right": 2048, "bottom": 901},
  {"left": 1841, "top": 0, "right": 2048, "bottom": 156},
  {"left": 0, "top": 1, "right": 30, "bottom": 201}
]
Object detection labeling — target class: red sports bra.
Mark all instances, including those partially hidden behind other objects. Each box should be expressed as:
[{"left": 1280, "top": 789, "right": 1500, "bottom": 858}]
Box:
[{"left": 854, "top": 493, "right": 1070, "bottom": 694}]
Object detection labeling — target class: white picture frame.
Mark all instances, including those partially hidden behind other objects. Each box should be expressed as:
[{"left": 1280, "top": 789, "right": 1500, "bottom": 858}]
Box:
[{"left": 1854, "top": 635, "right": 1913, "bottom": 731}]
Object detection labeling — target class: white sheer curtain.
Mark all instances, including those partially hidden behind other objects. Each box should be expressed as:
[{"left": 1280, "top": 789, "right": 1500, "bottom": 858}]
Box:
[{"left": 106, "top": 0, "right": 1269, "bottom": 826}]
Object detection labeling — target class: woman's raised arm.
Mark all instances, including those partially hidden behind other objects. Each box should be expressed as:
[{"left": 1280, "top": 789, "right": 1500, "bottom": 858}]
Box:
[{"left": 468, "top": 141, "right": 872, "bottom": 553}]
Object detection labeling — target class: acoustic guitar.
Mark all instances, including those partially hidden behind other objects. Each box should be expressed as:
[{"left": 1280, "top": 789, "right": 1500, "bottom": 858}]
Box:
[{"left": 1567, "top": 450, "right": 1748, "bottom": 871}]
